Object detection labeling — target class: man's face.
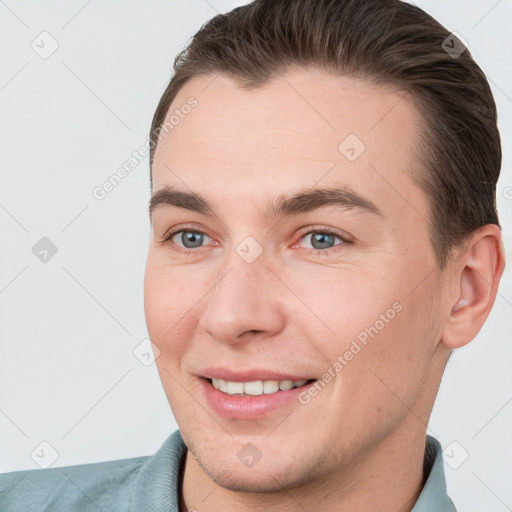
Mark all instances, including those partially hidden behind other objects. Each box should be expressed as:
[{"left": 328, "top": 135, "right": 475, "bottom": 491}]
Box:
[{"left": 144, "top": 69, "right": 450, "bottom": 491}]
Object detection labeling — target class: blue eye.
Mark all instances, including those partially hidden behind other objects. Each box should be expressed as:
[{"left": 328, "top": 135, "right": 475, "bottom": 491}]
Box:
[
  {"left": 167, "top": 230, "right": 212, "bottom": 251},
  {"left": 301, "top": 231, "right": 343, "bottom": 251},
  {"left": 179, "top": 231, "right": 207, "bottom": 249}
]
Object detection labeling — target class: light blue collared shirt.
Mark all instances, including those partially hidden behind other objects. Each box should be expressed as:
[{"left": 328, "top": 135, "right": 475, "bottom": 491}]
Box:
[{"left": 0, "top": 431, "right": 457, "bottom": 511}]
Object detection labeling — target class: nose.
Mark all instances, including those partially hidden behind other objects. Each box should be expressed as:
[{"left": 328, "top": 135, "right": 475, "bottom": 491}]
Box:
[{"left": 198, "top": 252, "right": 286, "bottom": 345}]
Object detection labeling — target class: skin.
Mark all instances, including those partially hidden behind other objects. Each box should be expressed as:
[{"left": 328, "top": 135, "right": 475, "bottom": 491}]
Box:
[{"left": 144, "top": 68, "right": 505, "bottom": 511}]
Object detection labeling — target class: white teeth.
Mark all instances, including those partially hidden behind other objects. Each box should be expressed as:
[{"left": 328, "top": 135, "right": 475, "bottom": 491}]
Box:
[
  {"left": 211, "top": 378, "right": 309, "bottom": 395},
  {"left": 225, "top": 381, "right": 244, "bottom": 394},
  {"left": 279, "top": 380, "right": 294, "bottom": 391},
  {"left": 244, "top": 381, "right": 263, "bottom": 395},
  {"left": 263, "top": 380, "right": 280, "bottom": 394}
]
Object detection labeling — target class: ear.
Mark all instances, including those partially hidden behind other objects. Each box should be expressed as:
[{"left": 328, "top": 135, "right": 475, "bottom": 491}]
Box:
[{"left": 441, "top": 224, "right": 506, "bottom": 349}]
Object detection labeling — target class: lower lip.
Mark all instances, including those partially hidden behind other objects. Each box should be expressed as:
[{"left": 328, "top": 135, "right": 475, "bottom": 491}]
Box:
[{"left": 200, "top": 378, "right": 316, "bottom": 420}]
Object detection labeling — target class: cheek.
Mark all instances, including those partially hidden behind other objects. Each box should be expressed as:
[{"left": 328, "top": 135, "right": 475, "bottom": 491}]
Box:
[
  {"left": 307, "top": 264, "right": 437, "bottom": 397},
  {"left": 143, "top": 259, "right": 201, "bottom": 358},
  {"left": 297, "top": 269, "right": 402, "bottom": 351},
  {"left": 332, "top": 284, "right": 439, "bottom": 430}
]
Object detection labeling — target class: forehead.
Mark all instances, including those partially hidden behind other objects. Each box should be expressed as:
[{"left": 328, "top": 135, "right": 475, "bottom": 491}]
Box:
[{"left": 151, "top": 68, "right": 428, "bottom": 222}]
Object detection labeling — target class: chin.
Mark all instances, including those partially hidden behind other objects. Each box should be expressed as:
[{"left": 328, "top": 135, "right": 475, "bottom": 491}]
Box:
[
  {"left": 205, "top": 464, "right": 314, "bottom": 493},
  {"left": 187, "top": 437, "right": 324, "bottom": 494}
]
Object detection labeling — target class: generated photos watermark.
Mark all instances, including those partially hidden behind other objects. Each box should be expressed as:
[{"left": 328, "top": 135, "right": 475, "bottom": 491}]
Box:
[
  {"left": 298, "top": 301, "right": 403, "bottom": 405},
  {"left": 92, "top": 97, "right": 198, "bottom": 201}
]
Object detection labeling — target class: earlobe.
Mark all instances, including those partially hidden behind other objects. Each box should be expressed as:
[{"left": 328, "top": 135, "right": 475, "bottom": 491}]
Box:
[{"left": 441, "top": 225, "right": 505, "bottom": 350}]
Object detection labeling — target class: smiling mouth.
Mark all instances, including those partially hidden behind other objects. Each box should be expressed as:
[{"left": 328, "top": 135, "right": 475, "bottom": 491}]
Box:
[{"left": 205, "top": 377, "right": 316, "bottom": 396}]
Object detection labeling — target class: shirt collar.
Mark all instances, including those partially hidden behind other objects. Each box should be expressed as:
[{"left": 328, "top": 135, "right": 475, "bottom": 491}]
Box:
[
  {"left": 411, "top": 435, "right": 457, "bottom": 511},
  {"left": 130, "top": 430, "right": 456, "bottom": 511},
  {"left": 129, "top": 429, "right": 186, "bottom": 512}
]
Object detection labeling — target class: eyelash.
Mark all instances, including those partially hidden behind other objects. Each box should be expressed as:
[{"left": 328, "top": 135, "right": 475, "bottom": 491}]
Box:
[{"left": 159, "top": 225, "right": 352, "bottom": 256}]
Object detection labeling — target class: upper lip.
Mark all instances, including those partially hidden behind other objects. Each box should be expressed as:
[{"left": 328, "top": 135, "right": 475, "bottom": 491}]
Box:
[{"left": 199, "top": 367, "right": 315, "bottom": 382}]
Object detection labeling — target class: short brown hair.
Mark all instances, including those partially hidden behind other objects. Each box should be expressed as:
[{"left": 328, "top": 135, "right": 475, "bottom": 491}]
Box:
[{"left": 149, "top": 0, "right": 501, "bottom": 269}]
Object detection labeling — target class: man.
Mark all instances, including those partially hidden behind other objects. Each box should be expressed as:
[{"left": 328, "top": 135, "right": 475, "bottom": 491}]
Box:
[{"left": 1, "top": 0, "right": 505, "bottom": 510}]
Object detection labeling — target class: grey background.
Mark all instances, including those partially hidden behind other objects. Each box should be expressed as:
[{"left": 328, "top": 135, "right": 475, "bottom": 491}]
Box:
[{"left": 1, "top": 1, "right": 511, "bottom": 510}]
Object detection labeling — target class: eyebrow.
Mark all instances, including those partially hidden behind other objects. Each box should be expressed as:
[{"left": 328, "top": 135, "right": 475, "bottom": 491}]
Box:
[{"left": 149, "top": 185, "right": 384, "bottom": 219}]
